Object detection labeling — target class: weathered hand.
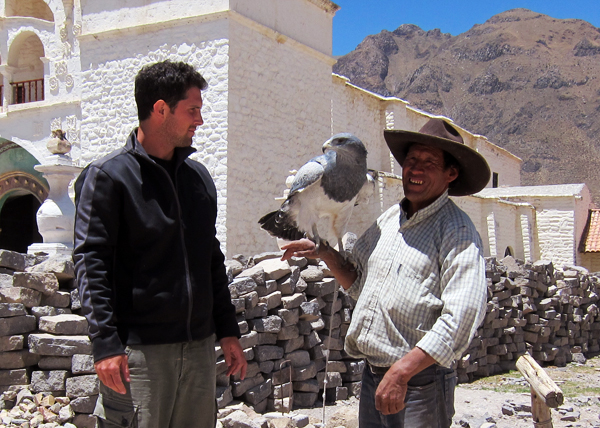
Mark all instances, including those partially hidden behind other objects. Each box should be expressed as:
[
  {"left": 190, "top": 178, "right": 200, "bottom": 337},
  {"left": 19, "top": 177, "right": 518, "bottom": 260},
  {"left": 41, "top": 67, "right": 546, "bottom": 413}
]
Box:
[
  {"left": 375, "top": 369, "right": 408, "bottom": 415},
  {"left": 280, "top": 239, "right": 320, "bottom": 261},
  {"left": 95, "top": 354, "right": 130, "bottom": 394},
  {"left": 374, "top": 348, "right": 437, "bottom": 415},
  {"left": 220, "top": 336, "right": 247, "bottom": 379}
]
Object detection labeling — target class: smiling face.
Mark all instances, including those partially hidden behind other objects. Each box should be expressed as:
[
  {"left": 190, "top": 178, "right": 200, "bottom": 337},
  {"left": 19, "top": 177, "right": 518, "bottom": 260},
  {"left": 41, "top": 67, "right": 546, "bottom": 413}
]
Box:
[
  {"left": 162, "top": 86, "right": 204, "bottom": 149},
  {"left": 401, "top": 144, "right": 458, "bottom": 216}
]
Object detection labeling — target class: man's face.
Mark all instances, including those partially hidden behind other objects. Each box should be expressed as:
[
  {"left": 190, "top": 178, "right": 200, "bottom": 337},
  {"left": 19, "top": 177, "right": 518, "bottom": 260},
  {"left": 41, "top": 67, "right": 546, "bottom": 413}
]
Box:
[
  {"left": 401, "top": 144, "right": 458, "bottom": 214},
  {"left": 163, "top": 86, "right": 204, "bottom": 148}
]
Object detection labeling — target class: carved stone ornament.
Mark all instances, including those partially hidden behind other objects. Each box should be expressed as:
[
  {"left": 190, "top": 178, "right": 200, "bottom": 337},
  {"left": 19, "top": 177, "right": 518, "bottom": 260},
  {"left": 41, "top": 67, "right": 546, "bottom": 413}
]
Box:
[
  {"left": 65, "top": 75, "right": 74, "bottom": 88},
  {"left": 72, "top": 23, "right": 82, "bottom": 36},
  {"left": 60, "top": 24, "right": 68, "bottom": 41},
  {"left": 55, "top": 61, "right": 67, "bottom": 76},
  {"left": 48, "top": 76, "right": 58, "bottom": 91},
  {"left": 51, "top": 117, "right": 61, "bottom": 130}
]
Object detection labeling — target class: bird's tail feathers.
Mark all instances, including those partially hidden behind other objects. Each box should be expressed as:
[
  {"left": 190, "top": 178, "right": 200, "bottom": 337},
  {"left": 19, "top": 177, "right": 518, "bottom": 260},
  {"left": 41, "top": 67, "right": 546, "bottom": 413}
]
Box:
[{"left": 258, "top": 210, "right": 305, "bottom": 241}]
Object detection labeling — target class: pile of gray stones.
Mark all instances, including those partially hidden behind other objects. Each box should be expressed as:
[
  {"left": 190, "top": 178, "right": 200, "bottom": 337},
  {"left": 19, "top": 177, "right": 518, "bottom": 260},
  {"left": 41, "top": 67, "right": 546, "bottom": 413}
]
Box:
[{"left": 0, "top": 247, "right": 599, "bottom": 427}]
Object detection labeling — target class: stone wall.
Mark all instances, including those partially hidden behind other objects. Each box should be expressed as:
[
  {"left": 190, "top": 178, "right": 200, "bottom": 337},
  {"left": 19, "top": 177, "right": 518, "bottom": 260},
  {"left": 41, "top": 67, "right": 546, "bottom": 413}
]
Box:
[
  {"left": 217, "top": 253, "right": 361, "bottom": 413},
  {"left": 457, "top": 257, "right": 600, "bottom": 382},
  {"left": 78, "top": 22, "right": 231, "bottom": 251},
  {"left": 0, "top": 250, "right": 96, "bottom": 428},
  {"left": 0, "top": 248, "right": 598, "bottom": 427}
]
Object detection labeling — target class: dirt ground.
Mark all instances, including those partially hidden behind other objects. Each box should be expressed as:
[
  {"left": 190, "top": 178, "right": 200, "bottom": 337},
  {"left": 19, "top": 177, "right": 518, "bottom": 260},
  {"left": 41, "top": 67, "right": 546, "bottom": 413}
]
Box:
[{"left": 298, "top": 356, "right": 600, "bottom": 428}]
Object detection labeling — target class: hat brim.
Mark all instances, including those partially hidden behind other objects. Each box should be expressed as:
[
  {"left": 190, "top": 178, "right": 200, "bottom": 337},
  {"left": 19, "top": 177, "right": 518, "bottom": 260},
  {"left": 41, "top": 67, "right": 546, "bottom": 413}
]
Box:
[{"left": 384, "top": 129, "right": 491, "bottom": 196}]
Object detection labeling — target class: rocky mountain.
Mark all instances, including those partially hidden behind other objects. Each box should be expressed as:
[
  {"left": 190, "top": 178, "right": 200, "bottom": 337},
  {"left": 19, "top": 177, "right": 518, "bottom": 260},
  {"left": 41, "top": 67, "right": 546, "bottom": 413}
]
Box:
[{"left": 333, "top": 9, "right": 600, "bottom": 203}]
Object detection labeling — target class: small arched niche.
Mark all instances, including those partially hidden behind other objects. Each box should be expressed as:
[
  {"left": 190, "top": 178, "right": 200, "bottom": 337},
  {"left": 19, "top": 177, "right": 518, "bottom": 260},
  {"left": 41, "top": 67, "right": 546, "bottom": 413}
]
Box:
[
  {"left": 5, "top": 0, "right": 54, "bottom": 22},
  {"left": 7, "top": 32, "right": 45, "bottom": 104}
]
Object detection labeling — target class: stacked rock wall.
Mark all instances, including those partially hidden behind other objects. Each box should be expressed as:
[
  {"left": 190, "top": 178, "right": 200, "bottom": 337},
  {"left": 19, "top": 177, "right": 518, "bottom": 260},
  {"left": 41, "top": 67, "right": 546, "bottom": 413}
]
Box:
[
  {"left": 0, "top": 250, "right": 97, "bottom": 428},
  {"left": 457, "top": 257, "right": 600, "bottom": 382},
  {"left": 0, "top": 248, "right": 599, "bottom": 427},
  {"left": 217, "top": 253, "right": 363, "bottom": 412}
]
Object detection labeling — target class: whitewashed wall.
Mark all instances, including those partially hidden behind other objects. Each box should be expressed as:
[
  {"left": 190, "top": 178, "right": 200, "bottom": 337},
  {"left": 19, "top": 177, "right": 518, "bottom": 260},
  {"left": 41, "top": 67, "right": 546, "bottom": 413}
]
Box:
[
  {"left": 330, "top": 75, "right": 396, "bottom": 240},
  {"left": 230, "top": 0, "right": 336, "bottom": 56},
  {"left": 0, "top": 0, "right": 81, "bottom": 163},
  {"left": 78, "top": 16, "right": 231, "bottom": 249},
  {"left": 477, "top": 185, "right": 590, "bottom": 268},
  {"left": 580, "top": 253, "right": 600, "bottom": 273},
  {"left": 475, "top": 138, "right": 521, "bottom": 188},
  {"left": 536, "top": 198, "right": 577, "bottom": 267},
  {"left": 227, "top": 14, "right": 334, "bottom": 256},
  {"left": 574, "top": 186, "right": 593, "bottom": 266},
  {"left": 79, "top": 0, "right": 229, "bottom": 36},
  {"left": 331, "top": 75, "right": 390, "bottom": 171}
]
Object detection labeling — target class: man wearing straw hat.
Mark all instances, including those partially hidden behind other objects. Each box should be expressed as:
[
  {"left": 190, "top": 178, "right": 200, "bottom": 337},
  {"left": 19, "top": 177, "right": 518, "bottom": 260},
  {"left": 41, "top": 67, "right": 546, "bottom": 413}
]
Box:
[{"left": 281, "top": 118, "right": 489, "bottom": 427}]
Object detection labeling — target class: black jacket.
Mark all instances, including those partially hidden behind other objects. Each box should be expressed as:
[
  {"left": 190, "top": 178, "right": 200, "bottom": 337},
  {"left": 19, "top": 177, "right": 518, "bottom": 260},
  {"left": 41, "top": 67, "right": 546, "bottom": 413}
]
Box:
[{"left": 73, "top": 129, "right": 239, "bottom": 362}]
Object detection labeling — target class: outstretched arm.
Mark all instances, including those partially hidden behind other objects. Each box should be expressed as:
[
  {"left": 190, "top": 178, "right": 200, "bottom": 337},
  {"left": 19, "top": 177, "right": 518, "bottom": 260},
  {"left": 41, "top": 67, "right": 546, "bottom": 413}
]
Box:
[{"left": 281, "top": 238, "right": 357, "bottom": 289}]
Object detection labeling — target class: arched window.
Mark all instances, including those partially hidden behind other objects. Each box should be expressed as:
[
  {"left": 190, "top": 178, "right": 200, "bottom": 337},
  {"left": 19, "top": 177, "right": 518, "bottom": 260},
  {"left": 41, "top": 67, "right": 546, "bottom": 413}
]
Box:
[
  {"left": 5, "top": 0, "right": 54, "bottom": 22},
  {"left": 0, "top": 139, "right": 49, "bottom": 253},
  {"left": 7, "top": 32, "right": 45, "bottom": 104}
]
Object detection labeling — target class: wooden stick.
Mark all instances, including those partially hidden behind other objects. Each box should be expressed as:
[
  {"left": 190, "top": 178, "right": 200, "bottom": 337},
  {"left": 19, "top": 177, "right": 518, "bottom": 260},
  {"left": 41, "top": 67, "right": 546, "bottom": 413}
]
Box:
[
  {"left": 531, "top": 386, "right": 553, "bottom": 428},
  {"left": 516, "top": 354, "right": 564, "bottom": 408}
]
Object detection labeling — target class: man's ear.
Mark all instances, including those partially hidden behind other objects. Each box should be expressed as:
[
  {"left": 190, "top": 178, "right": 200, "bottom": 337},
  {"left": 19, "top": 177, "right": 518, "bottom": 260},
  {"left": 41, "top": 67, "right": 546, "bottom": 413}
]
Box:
[
  {"left": 152, "top": 100, "right": 168, "bottom": 119},
  {"left": 447, "top": 166, "right": 459, "bottom": 184}
]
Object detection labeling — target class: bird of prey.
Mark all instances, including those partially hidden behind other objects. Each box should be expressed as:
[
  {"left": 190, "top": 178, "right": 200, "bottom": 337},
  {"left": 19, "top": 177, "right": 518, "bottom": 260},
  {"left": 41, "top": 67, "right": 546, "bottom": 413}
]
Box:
[{"left": 259, "top": 133, "right": 373, "bottom": 252}]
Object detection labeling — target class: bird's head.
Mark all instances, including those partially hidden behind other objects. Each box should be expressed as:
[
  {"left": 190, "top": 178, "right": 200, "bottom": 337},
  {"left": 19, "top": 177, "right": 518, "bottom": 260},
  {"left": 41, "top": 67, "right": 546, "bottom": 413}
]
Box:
[{"left": 322, "top": 133, "right": 367, "bottom": 158}]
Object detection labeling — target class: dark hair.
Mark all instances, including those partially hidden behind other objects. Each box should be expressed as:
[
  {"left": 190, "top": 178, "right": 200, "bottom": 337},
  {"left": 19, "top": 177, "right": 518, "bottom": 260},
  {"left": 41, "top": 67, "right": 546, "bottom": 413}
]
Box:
[
  {"left": 135, "top": 61, "right": 208, "bottom": 121},
  {"left": 443, "top": 151, "right": 460, "bottom": 170},
  {"left": 443, "top": 151, "right": 460, "bottom": 188}
]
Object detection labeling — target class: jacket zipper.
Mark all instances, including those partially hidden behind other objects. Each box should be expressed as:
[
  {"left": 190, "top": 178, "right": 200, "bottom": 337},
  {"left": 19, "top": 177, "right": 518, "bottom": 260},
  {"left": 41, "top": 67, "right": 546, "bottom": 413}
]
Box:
[{"left": 136, "top": 152, "right": 194, "bottom": 342}]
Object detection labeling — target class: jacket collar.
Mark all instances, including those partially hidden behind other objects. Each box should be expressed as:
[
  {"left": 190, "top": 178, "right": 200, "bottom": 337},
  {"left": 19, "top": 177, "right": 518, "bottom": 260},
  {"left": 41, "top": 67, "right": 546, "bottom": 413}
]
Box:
[
  {"left": 125, "top": 128, "right": 197, "bottom": 167},
  {"left": 399, "top": 190, "right": 449, "bottom": 228}
]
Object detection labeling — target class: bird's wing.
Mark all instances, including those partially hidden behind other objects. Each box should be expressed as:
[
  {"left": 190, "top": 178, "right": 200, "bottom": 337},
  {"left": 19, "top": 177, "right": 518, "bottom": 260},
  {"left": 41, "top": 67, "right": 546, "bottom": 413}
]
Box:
[
  {"left": 289, "top": 157, "right": 327, "bottom": 196},
  {"left": 355, "top": 170, "right": 378, "bottom": 206}
]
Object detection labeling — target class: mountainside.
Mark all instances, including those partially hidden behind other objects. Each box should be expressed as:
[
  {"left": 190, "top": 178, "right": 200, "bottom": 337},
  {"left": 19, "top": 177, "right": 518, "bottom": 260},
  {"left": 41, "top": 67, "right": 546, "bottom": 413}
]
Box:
[{"left": 333, "top": 9, "right": 600, "bottom": 203}]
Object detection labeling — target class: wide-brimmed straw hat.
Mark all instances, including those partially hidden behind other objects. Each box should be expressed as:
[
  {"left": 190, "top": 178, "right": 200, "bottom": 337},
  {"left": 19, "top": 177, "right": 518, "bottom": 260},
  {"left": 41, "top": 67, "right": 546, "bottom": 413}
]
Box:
[{"left": 384, "top": 118, "right": 491, "bottom": 196}]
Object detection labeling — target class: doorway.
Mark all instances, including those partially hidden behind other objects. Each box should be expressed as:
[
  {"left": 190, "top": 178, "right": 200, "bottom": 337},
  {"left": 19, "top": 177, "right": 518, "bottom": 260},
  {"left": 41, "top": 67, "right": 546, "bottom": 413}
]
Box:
[{"left": 0, "top": 193, "right": 42, "bottom": 253}]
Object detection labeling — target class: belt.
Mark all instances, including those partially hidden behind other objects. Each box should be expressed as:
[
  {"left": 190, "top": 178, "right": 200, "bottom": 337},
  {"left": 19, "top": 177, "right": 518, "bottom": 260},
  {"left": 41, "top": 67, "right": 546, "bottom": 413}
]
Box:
[
  {"left": 367, "top": 362, "right": 390, "bottom": 375},
  {"left": 367, "top": 362, "right": 442, "bottom": 376}
]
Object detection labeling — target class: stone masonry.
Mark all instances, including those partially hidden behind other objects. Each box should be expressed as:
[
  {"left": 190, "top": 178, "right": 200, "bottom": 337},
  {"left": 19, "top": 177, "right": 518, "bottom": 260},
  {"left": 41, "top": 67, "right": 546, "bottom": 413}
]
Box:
[{"left": 0, "top": 248, "right": 599, "bottom": 427}]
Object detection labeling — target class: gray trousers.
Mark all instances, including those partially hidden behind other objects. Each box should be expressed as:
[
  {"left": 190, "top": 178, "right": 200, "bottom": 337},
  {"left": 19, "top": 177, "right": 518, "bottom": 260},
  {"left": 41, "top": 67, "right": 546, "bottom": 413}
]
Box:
[{"left": 94, "top": 335, "right": 217, "bottom": 428}]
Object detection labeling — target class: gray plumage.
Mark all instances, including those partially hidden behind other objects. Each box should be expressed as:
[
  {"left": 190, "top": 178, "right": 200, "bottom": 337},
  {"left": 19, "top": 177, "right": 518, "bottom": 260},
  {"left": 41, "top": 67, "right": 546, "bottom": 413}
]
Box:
[{"left": 259, "top": 133, "right": 373, "bottom": 251}]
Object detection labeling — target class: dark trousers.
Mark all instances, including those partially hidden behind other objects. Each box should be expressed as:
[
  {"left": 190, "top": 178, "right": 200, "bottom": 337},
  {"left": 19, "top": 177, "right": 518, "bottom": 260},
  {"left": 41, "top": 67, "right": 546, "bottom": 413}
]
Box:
[{"left": 359, "top": 363, "right": 457, "bottom": 428}]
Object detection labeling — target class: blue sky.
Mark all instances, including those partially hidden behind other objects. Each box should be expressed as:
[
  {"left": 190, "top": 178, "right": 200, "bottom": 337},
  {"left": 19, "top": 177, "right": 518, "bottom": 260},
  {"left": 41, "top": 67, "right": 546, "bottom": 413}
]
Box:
[{"left": 332, "top": 0, "right": 600, "bottom": 56}]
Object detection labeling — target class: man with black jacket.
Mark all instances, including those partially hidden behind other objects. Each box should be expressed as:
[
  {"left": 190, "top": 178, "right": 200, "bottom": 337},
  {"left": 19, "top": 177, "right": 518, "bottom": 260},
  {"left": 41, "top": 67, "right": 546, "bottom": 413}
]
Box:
[{"left": 73, "top": 61, "right": 246, "bottom": 428}]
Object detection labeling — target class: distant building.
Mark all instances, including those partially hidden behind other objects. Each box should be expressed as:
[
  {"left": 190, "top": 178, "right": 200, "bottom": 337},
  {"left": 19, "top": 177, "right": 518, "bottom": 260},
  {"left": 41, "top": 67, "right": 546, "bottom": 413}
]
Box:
[{"left": 0, "top": 0, "right": 596, "bottom": 270}]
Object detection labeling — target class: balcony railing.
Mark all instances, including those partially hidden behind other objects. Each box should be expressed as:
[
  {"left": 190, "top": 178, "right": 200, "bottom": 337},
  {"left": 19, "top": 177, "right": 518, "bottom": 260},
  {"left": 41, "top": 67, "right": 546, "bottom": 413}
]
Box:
[{"left": 11, "top": 79, "right": 44, "bottom": 104}]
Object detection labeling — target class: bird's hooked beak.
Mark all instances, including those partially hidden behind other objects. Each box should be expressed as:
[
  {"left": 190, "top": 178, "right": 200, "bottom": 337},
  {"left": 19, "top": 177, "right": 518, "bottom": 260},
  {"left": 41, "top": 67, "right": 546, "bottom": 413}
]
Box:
[{"left": 322, "top": 138, "right": 333, "bottom": 153}]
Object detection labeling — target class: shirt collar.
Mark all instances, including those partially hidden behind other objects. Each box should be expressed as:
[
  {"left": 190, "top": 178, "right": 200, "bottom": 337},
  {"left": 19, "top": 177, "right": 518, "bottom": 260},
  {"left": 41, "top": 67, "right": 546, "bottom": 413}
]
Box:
[
  {"left": 399, "top": 190, "right": 449, "bottom": 228},
  {"left": 126, "top": 128, "right": 196, "bottom": 166}
]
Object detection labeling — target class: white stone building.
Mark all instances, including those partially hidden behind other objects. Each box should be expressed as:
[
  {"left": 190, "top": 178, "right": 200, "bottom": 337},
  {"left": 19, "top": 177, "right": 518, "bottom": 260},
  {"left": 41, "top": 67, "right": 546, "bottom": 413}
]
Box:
[{"left": 0, "top": 0, "right": 596, "bottom": 270}]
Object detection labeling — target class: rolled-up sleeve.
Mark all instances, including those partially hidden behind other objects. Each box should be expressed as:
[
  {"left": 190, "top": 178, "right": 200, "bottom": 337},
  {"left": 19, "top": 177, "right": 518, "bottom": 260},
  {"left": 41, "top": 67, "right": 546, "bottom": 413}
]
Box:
[{"left": 416, "top": 226, "right": 487, "bottom": 368}]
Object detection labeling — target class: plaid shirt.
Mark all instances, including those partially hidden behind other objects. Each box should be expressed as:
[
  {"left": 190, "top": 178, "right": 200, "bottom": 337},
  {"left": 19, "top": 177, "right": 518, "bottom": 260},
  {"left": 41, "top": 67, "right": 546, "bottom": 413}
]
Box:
[{"left": 345, "top": 191, "right": 487, "bottom": 368}]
